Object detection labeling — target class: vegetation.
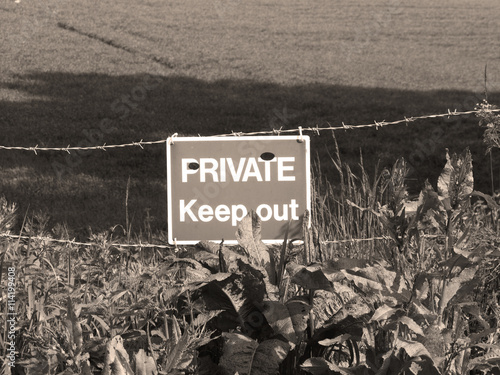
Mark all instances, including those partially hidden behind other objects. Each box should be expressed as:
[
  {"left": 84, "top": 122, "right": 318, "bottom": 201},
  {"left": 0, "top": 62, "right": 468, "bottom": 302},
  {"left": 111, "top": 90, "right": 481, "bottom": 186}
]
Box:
[{"left": 1, "top": 107, "right": 499, "bottom": 374}]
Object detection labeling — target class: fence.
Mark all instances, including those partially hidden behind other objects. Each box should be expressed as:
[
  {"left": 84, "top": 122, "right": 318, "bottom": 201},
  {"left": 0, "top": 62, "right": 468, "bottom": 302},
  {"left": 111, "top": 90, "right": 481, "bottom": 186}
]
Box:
[
  {"left": 0, "top": 232, "right": 396, "bottom": 249},
  {"left": 0, "top": 107, "right": 498, "bottom": 249},
  {"left": 0, "top": 108, "right": 498, "bottom": 154}
]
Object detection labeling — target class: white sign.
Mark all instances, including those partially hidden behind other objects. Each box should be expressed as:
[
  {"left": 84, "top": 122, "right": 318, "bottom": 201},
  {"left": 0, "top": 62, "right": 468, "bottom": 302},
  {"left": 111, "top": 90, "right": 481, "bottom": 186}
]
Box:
[{"left": 167, "top": 136, "right": 310, "bottom": 244}]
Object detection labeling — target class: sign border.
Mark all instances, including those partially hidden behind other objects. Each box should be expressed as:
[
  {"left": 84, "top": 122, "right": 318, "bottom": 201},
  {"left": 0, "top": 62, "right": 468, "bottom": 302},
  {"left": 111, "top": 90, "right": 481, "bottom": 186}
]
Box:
[{"left": 166, "top": 135, "right": 311, "bottom": 245}]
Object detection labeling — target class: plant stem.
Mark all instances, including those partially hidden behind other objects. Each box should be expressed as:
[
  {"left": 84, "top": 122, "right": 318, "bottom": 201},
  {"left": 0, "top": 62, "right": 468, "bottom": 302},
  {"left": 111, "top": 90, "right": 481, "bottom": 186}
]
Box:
[
  {"left": 308, "top": 289, "right": 315, "bottom": 339},
  {"left": 490, "top": 151, "right": 495, "bottom": 196},
  {"left": 125, "top": 176, "right": 131, "bottom": 242}
]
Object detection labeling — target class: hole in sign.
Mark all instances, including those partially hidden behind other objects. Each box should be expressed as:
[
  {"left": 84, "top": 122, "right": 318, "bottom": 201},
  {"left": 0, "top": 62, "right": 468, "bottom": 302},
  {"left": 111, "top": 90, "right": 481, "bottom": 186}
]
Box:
[
  {"left": 260, "top": 152, "right": 275, "bottom": 161},
  {"left": 189, "top": 162, "right": 200, "bottom": 170}
]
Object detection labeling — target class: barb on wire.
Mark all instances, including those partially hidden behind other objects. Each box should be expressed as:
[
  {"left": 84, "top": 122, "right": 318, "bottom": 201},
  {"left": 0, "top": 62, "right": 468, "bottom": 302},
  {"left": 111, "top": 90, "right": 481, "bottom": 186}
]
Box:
[
  {"left": 133, "top": 139, "right": 144, "bottom": 149},
  {"left": 404, "top": 116, "right": 415, "bottom": 124},
  {"left": 1, "top": 108, "right": 499, "bottom": 153},
  {"left": 309, "top": 126, "right": 321, "bottom": 135}
]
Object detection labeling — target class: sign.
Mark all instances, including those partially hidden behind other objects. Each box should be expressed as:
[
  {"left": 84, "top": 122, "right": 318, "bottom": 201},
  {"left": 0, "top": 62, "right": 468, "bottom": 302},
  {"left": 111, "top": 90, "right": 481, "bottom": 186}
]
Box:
[{"left": 167, "top": 135, "right": 310, "bottom": 244}]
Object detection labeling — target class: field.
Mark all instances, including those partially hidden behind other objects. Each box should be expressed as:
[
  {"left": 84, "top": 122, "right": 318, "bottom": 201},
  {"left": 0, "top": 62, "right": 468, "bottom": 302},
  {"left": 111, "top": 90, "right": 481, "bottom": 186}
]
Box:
[
  {"left": 1, "top": 1, "right": 500, "bottom": 374},
  {"left": 1, "top": 0, "right": 500, "bottom": 234}
]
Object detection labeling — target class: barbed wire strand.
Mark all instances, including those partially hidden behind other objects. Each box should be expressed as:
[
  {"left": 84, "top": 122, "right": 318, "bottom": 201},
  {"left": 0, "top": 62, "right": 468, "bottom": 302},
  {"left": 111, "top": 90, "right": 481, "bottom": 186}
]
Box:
[
  {"left": 322, "top": 236, "right": 392, "bottom": 244},
  {"left": 321, "top": 233, "right": 444, "bottom": 244},
  {"left": 0, "top": 108, "right": 498, "bottom": 153},
  {"left": 0, "top": 139, "right": 166, "bottom": 153},
  {"left": 0, "top": 232, "right": 444, "bottom": 249},
  {"left": 0, "top": 233, "right": 174, "bottom": 249}
]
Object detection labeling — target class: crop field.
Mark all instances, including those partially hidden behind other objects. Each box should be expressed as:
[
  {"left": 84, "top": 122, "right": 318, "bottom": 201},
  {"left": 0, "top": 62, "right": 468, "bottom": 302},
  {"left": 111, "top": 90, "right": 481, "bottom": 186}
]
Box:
[{"left": 1, "top": 0, "right": 500, "bottom": 374}]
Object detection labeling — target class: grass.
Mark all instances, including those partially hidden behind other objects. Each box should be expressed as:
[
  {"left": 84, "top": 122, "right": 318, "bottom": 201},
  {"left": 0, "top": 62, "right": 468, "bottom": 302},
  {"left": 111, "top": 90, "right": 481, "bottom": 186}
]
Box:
[{"left": 1, "top": 0, "right": 500, "bottom": 236}]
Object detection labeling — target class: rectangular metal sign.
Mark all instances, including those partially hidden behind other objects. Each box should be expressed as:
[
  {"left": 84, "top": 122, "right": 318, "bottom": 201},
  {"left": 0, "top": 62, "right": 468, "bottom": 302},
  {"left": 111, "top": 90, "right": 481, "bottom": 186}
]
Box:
[{"left": 167, "top": 135, "right": 310, "bottom": 244}]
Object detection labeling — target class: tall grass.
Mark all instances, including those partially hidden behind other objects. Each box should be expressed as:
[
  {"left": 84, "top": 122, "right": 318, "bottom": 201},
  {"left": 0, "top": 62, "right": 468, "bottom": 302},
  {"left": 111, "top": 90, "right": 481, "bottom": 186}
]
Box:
[
  {"left": 311, "top": 125, "right": 499, "bottom": 272},
  {"left": 311, "top": 133, "right": 398, "bottom": 261}
]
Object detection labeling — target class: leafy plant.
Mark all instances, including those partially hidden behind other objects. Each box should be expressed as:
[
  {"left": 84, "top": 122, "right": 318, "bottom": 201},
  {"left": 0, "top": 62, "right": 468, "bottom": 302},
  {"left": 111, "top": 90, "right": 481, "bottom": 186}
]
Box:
[{"left": 477, "top": 101, "right": 500, "bottom": 153}]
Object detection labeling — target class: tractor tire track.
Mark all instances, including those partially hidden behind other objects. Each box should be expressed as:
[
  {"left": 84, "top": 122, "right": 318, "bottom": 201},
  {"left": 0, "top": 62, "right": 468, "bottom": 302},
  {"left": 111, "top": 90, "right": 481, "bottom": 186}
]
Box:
[{"left": 57, "top": 21, "right": 174, "bottom": 69}]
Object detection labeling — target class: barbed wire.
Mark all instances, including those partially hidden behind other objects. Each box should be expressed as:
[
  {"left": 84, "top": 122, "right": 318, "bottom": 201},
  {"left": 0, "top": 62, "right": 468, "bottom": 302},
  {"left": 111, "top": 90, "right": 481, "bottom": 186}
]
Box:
[
  {"left": 0, "top": 232, "right": 445, "bottom": 249},
  {"left": 1, "top": 108, "right": 498, "bottom": 153},
  {"left": 0, "top": 232, "right": 393, "bottom": 248},
  {"left": 322, "top": 236, "right": 392, "bottom": 244},
  {"left": 0, "top": 139, "right": 166, "bottom": 154},
  {"left": 0, "top": 232, "right": 174, "bottom": 249},
  {"left": 321, "top": 233, "right": 444, "bottom": 244}
]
